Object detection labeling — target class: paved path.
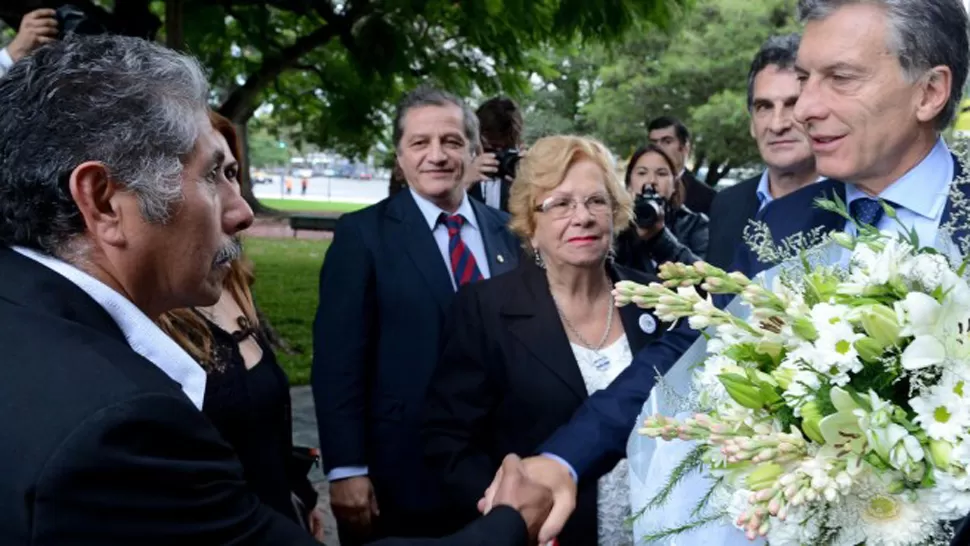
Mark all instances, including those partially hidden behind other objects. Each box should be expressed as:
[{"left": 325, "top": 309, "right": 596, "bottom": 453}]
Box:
[{"left": 292, "top": 385, "right": 341, "bottom": 545}]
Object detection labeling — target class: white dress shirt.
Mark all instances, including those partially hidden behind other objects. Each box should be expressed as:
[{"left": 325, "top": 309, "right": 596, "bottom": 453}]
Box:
[
  {"left": 12, "top": 246, "right": 207, "bottom": 409},
  {"left": 0, "top": 48, "right": 12, "bottom": 79},
  {"left": 409, "top": 187, "right": 492, "bottom": 287},
  {"left": 844, "top": 136, "right": 952, "bottom": 246},
  {"left": 326, "top": 189, "right": 493, "bottom": 482},
  {"left": 479, "top": 177, "right": 504, "bottom": 210}
]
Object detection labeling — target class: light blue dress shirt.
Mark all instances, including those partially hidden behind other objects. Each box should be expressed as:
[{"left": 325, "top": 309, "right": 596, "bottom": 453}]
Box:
[
  {"left": 755, "top": 170, "right": 774, "bottom": 210},
  {"left": 756, "top": 170, "right": 826, "bottom": 212},
  {"left": 328, "top": 189, "right": 492, "bottom": 482},
  {"left": 844, "top": 137, "right": 952, "bottom": 246}
]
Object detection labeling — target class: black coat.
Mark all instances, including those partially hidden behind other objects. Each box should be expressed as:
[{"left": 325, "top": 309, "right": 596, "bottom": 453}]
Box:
[
  {"left": 705, "top": 174, "right": 761, "bottom": 270},
  {"left": 312, "top": 189, "right": 519, "bottom": 536},
  {"left": 423, "top": 260, "right": 663, "bottom": 546},
  {"left": 614, "top": 206, "right": 709, "bottom": 275},
  {"left": 371, "top": 506, "right": 527, "bottom": 546},
  {"left": 0, "top": 247, "right": 318, "bottom": 545},
  {"left": 681, "top": 170, "right": 716, "bottom": 216}
]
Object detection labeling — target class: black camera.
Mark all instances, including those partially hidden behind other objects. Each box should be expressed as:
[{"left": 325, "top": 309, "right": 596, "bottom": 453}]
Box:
[
  {"left": 634, "top": 186, "right": 667, "bottom": 228},
  {"left": 493, "top": 148, "right": 520, "bottom": 181},
  {"left": 55, "top": 4, "right": 107, "bottom": 39}
]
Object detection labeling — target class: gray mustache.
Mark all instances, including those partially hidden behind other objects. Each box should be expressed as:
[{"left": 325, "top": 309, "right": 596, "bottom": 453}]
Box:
[{"left": 213, "top": 237, "right": 242, "bottom": 266}]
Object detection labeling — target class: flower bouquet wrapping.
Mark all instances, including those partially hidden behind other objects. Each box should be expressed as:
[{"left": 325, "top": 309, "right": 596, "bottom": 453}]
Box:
[{"left": 617, "top": 198, "right": 970, "bottom": 546}]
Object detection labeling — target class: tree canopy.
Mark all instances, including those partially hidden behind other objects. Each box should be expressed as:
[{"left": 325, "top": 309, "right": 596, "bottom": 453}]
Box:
[
  {"left": 520, "top": 0, "right": 799, "bottom": 184},
  {"left": 583, "top": 0, "right": 798, "bottom": 184},
  {"left": 2, "top": 0, "right": 688, "bottom": 155}
]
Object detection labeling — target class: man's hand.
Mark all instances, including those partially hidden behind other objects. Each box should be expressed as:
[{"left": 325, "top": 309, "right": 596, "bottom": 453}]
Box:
[
  {"left": 463, "top": 152, "right": 498, "bottom": 186},
  {"left": 7, "top": 9, "right": 58, "bottom": 62},
  {"left": 480, "top": 455, "right": 577, "bottom": 545},
  {"left": 487, "top": 455, "right": 555, "bottom": 544},
  {"left": 330, "top": 476, "right": 380, "bottom": 538}
]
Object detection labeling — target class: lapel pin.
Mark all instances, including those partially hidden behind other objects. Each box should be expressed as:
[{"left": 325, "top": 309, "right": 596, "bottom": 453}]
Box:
[
  {"left": 639, "top": 314, "right": 657, "bottom": 334},
  {"left": 497, "top": 254, "right": 505, "bottom": 263}
]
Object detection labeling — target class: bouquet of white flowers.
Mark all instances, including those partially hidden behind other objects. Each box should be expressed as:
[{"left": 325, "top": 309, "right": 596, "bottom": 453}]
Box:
[{"left": 617, "top": 198, "right": 970, "bottom": 545}]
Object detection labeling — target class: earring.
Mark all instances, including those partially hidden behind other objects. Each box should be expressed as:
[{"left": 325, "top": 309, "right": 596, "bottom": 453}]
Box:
[
  {"left": 533, "top": 247, "right": 546, "bottom": 269},
  {"left": 606, "top": 247, "right": 617, "bottom": 265}
]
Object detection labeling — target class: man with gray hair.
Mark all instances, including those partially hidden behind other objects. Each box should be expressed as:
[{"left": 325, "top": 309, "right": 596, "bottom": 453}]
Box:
[
  {"left": 312, "top": 85, "right": 520, "bottom": 544},
  {"left": 480, "top": 1, "right": 970, "bottom": 544},
  {"left": 706, "top": 33, "right": 819, "bottom": 270},
  {"left": 0, "top": 36, "right": 549, "bottom": 546},
  {"left": 0, "top": 34, "right": 337, "bottom": 544}
]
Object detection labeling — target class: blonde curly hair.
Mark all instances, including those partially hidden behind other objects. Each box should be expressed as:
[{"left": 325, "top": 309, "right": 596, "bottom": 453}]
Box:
[{"left": 507, "top": 135, "right": 633, "bottom": 249}]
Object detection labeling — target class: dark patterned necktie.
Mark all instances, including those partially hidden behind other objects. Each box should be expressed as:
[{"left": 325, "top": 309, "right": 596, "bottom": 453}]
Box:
[
  {"left": 850, "top": 197, "right": 885, "bottom": 227},
  {"left": 439, "top": 213, "right": 484, "bottom": 287}
]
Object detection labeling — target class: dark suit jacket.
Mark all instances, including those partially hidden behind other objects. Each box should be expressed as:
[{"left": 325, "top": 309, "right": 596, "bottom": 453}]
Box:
[
  {"left": 468, "top": 178, "right": 511, "bottom": 212},
  {"left": 423, "top": 260, "right": 662, "bottom": 546},
  {"left": 371, "top": 506, "right": 526, "bottom": 546},
  {"left": 312, "top": 190, "right": 519, "bottom": 526},
  {"left": 706, "top": 174, "right": 761, "bottom": 270},
  {"left": 0, "top": 247, "right": 316, "bottom": 545},
  {"left": 541, "top": 154, "right": 969, "bottom": 483},
  {"left": 682, "top": 170, "right": 716, "bottom": 217}
]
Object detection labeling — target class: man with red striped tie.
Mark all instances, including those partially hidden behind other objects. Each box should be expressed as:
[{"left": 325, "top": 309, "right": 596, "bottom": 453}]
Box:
[{"left": 312, "top": 86, "right": 521, "bottom": 545}]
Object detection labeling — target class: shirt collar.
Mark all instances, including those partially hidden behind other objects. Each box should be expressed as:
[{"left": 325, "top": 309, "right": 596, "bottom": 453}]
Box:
[
  {"left": 12, "top": 246, "right": 207, "bottom": 409},
  {"left": 409, "top": 187, "right": 480, "bottom": 231},
  {"left": 845, "top": 137, "right": 952, "bottom": 220},
  {"left": 756, "top": 170, "right": 773, "bottom": 206}
]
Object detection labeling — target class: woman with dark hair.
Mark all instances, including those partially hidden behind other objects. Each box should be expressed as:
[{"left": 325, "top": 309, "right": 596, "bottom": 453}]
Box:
[
  {"left": 613, "top": 144, "right": 709, "bottom": 274},
  {"left": 157, "top": 111, "right": 324, "bottom": 541}
]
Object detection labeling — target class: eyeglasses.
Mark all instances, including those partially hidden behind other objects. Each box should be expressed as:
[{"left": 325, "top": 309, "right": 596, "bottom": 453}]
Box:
[{"left": 534, "top": 194, "right": 613, "bottom": 219}]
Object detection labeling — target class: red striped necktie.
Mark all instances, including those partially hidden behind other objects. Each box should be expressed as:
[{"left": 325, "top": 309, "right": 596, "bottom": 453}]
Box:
[{"left": 439, "top": 213, "right": 485, "bottom": 287}]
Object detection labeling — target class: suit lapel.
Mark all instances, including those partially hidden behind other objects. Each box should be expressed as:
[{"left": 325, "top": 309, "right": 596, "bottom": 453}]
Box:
[
  {"left": 386, "top": 191, "right": 455, "bottom": 313},
  {"left": 470, "top": 198, "right": 517, "bottom": 278},
  {"left": 735, "top": 176, "right": 762, "bottom": 236},
  {"left": 744, "top": 179, "right": 846, "bottom": 276},
  {"left": 502, "top": 262, "right": 589, "bottom": 402}
]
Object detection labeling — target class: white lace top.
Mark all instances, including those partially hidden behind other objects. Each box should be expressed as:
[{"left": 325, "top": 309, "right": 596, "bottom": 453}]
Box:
[{"left": 570, "top": 334, "right": 634, "bottom": 546}]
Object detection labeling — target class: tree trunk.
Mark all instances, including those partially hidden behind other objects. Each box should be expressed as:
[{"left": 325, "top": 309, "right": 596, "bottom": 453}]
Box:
[
  {"left": 704, "top": 159, "right": 732, "bottom": 187},
  {"left": 691, "top": 151, "right": 707, "bottom": 181},
  {"left": 165, "top": 0, "right": 185, "bottom": 50},
  {"left": 217, "top": 23, "right": 339, "bottom": 124},
  {"left": 236, "top": 122, "right": 273, "bottom": 215}
]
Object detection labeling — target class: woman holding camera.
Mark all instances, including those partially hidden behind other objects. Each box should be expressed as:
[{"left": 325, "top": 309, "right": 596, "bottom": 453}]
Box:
[{"left": 614, "top": 144, "right": 709, "bottom": 273}]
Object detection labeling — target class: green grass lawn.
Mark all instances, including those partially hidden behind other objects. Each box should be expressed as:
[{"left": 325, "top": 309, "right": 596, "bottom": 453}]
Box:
[
  {"left": 246, "top": 236, "right": 328, "bottom": 385},
  {"left": 257, "top": 197, "right": 368, "bottom": 213}
]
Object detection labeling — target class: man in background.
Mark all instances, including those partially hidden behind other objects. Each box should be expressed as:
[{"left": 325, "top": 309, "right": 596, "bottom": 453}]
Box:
[
  {"left": 312, "top": 86, "right": 519, "bottom": 544},
  {"left": 647, "top": 116, "right": 716, "bottom": 216},
  {"left": 706, "top": 33, "right": 819, "bottom": 270}
]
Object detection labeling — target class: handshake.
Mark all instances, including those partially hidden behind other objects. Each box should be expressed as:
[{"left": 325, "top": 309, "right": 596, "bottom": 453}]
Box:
[{"left": 480, "top": 455, "right": 579, "bottom": 545}]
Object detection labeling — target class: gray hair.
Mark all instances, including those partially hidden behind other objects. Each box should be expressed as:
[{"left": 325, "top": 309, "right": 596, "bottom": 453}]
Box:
[
  {"left": 799, "top": 0, "right": 970, "bottom": 129},
  {"left": 392, "top": 86, "right": 480, "bottom": 152},
  {"left": 0, "top": 34, "right": 210, "bottom": 256},
  {"left": 747, "top": 34, "right": 801, "bottom": 111}
]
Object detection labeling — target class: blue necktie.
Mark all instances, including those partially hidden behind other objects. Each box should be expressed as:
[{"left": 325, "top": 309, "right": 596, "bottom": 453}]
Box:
[{"left": 850, "top": 198, "right": 885, "bottom": 227}]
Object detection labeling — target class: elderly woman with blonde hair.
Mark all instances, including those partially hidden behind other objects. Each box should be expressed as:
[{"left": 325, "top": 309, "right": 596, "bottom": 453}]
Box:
[{"left": 423, "top": 135, "right": 665, "bottom": 546}]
